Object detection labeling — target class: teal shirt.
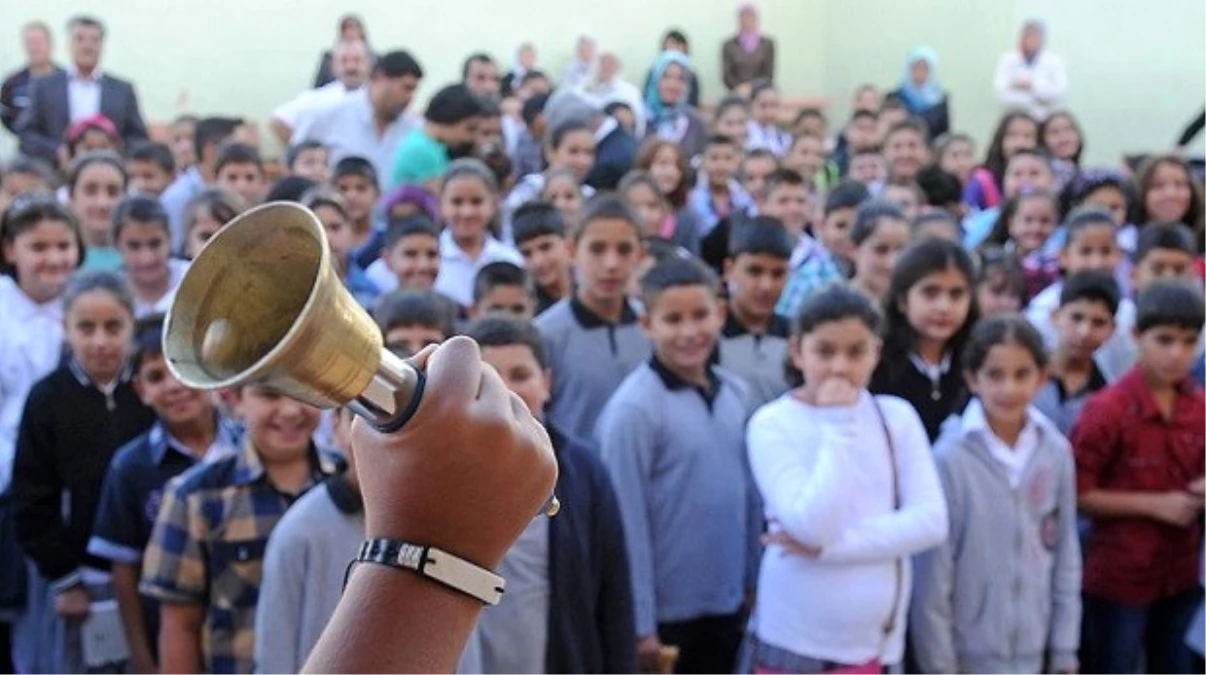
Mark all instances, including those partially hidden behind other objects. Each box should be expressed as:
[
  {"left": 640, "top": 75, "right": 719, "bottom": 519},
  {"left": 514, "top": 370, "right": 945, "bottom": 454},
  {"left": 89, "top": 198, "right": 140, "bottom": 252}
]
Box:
[
  {"left": 80, "top": 247, "right": 124, "bottom": 272},
  {"left": 390, "top": 127, "right": 449, "bottom": 188}
]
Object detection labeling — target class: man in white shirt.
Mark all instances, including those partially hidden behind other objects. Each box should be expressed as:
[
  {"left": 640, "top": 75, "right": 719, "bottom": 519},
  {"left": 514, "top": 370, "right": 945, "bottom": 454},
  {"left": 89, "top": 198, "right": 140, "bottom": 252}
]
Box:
[
  {"left": 270, "top": 39, "right": 370, "bottom": 144},
  {"left": 291, "top": 50, "right": 422, "bottom": 190},
  {"left": 575, "top": 51, "right": 646, "bottom": 137},
  {"left": 993, "top": 19, "right": 1068, "bottom": 121}
]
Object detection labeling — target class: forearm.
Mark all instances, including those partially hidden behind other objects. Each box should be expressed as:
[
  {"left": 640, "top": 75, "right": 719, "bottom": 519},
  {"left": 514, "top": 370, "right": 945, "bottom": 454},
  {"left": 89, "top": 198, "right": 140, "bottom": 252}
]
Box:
[
  {"left": 160, "top": 622, "right": 203, "bottom": 674},
  {"left": 303, "top": 563, "right": 481, "bottom": 673},
  {"left": 270, "top": 119, "right": 294, "bottom": 146},
  {"left": 112, "top": 563, "right": 155, "bottom": 669},
  {"left": 1078, "top": 489, "right": 1160, "bottom": 519}
]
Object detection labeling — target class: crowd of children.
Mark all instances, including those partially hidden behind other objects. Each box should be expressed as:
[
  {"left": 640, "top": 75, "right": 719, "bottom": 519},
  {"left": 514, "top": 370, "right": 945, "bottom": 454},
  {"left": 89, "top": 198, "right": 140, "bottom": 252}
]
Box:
[{"left": 0, "top": 9, "right": 1204, "bottom": 675}]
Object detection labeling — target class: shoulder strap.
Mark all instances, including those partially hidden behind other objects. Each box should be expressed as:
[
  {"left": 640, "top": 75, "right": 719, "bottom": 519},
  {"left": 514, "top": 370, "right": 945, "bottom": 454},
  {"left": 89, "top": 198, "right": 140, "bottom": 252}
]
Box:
[{"left": 870, "top": 396, "right": 904, "bottom": 656}]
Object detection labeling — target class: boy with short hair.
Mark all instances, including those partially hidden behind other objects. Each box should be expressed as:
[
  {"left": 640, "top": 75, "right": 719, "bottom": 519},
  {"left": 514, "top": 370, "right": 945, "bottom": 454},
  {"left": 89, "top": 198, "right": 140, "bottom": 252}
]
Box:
[
  {"left": 366, "top": 213, "right": 442, "bottom": 294},
  {"left": 140, "top": 385, "right": 340, "bottom": 674},
  {"left": 719, "top": 216, "right": 793, "bottom": 407},
  {"left": 881, "top": 119, "right": 930, "bottom": 182},
  {"left": 88, "top": 315, "right": 240, "bottom": 675},
  {"left": 535, "top": 194, "right": 651, "bottom": 444},
  {"left": 1072, "top": 220, "right": 1204, "bottom": 387},
  {"left": 126, "top": 140, "right": 176, "bottom": 198},
  {"left": 471, "top": 261, "right": 535, "bottom": 320},
  {"left": 881, "top": 178, "right": 924, "bottom": 222},
  {"left": 253, "top": 406, "right": 358, "bottom": 673},
  {"left": 1032, "top": 271, "right": 1118, "bottom": 435},
  {"left": 775, "top": 177, "right": 869, "bottom": 319},
  {"left": 691, "top": 134, "right": 755, "bottom": 237},
  {"left": 372, "top": 289, "right": 456, "bottom": 357},
  {"left": 1073, "top": 279, "right": 1206, "bottom": 675},
  {"left": 848, "top": 148, "right": 886, "bottom": 187},
  {"left": 512, "top": 201, "right": 574, "bottom": 314},
  {"left": 464, "top": 316, "right": 636, "bottom": 673},
  {"left": 331, "top": 156, "right": 383, "bottom": 248},
  {"left": 214, "top": 141, "right": 268, "bottom": 207},
  {"left": 596, "top": 257, "right": 760, "bottom": 674},
  {"left": 286, "top": 140, "right": 329, "bottom": 183}
]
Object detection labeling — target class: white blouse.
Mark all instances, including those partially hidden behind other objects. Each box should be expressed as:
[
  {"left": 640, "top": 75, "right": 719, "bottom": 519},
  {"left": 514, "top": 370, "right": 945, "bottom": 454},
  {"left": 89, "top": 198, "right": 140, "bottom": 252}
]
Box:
[
  {"left": 746, "top": 391, "right": 948, "bottom": 665},
  {"left": 0, "top": 277, "right": 65, "bottom": 492}
]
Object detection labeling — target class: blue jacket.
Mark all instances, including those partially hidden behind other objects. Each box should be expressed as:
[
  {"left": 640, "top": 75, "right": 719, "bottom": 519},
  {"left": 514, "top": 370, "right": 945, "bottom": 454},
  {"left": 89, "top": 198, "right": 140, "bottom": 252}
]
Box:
[{"left": 547, "top": 426, "right": 638, "bottom": 674}]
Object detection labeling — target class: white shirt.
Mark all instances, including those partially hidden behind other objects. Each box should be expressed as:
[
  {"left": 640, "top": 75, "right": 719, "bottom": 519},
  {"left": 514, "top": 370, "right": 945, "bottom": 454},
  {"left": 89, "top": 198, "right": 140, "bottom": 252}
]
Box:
[
  {"left": 272, "top": 80, "right": 357, "bottom": 131},
  {"left": 993, "top": 50, "right": 1068, "bottom": 121},
  {"left": 290, "top": 89, "right": 416, "bottom": 190},
  {"left": 131, "top": 258, "right": 190, "bottom": 318},
  {"left": 433, "top": 229, "right": 524, "bottom": 307},
  {"left": 747, "top": 120, "right": 792, "bottom": 157},
  {"left": 746, "top": 392, "right": 948, "bottom": 665},
  {"left": 0, "top": 278, "right": 65, "bottom": 492},
  {"left": 476, "top": 514, "right": 550, "bottom": 674},
  {"left": 961, "top": 399, "right": 1039, "bottom": 488},
  {"left": 576, "top": 77, "right": 646, "bottom": 137},
  {"left": 67, "top": 66, "right": 102, "bottom": 122}
]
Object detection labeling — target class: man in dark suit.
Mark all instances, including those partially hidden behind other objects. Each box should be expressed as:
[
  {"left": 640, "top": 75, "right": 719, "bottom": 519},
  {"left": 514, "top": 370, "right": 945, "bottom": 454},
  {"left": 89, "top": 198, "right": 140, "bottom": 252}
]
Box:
[
  {"left": 17, "top": 15, "right": 147, "bottom": 167},
  {"left": 0, "top": 22, "right": 63, "bottom": 134}
]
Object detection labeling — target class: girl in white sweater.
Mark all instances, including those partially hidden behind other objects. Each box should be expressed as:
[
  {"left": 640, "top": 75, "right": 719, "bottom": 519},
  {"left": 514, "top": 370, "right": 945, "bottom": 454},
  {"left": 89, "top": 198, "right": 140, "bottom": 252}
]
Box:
[{"left": 746, "top": 284, "right": 948, "bottom": 673}]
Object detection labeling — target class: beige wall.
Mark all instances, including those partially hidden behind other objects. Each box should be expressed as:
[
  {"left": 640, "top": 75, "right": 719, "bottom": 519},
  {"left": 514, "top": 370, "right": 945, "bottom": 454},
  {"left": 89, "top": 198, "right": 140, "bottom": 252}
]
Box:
[{"left": 0, "top": 0, "right": 1202, "bottom": 165}]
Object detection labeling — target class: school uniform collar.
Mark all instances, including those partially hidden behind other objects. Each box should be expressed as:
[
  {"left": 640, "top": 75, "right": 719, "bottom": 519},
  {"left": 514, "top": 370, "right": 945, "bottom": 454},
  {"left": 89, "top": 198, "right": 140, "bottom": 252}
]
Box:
[
  {"left": 722, "top": 309, "right": 790, "bottom": 339},
  {"left": 438, "top": 228, "right": 509, "bottom": 264},
  {"left": 649, "top": 354, "right": 721, "bottom": 409},
  {"left": 231, "top": 437, "right": 340, "bottom": 488},
  {"left": 325, "top": 470, "right": 364, "bottom": 515},
  {"left": 1051, "top": 360, "right": 1108, "bottom": 402},
  {"left": 68, "top": 356, "right": 133, "bottom": 388},
  {"left": 961, "top": 398, "right": 1041, "bottom": 441},
  {"left": 569, "top": 294, "right": 638, "bottom": 328},
  {"left": 908, "top": 350, "right": 952, "bottom": 383},
  {"left": 147, "top": 416, "right": 240, "bottom": 467}
]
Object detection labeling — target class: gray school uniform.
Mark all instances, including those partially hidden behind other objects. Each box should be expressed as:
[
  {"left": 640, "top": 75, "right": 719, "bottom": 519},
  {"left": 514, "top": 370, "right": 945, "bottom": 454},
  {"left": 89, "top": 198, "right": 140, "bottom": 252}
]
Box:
[
  {"left": 595, "top": 358, "right": 761, "bottom": 637},
  {"left": 717, "top": 312, "right": 791, "bottom": 410},
  {"left": 1031, "top": 363, "right": 1108, "bottom": 437},
  {"left": 911, "top": 408, "right": 1081, "bottom": 674},
  {"left": 534, "top": 297, "right": 651, "bottom": 446}
]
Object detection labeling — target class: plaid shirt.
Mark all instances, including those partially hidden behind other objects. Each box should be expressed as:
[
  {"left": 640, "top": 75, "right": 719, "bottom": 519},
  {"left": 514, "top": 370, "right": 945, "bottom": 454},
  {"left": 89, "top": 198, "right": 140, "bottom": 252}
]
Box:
[
  {"left": 140, "top": 439, "right": 340, "bottom": 674},
  {"left": 775, "top": 236, "right": 846, "bottom": 320}
]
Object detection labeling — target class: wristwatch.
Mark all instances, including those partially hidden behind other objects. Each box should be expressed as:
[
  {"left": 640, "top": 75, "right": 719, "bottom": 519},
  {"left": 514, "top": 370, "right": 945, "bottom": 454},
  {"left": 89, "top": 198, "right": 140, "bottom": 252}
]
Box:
[{"left": 350, "top": 538, "right": 506, "bottom": 606}]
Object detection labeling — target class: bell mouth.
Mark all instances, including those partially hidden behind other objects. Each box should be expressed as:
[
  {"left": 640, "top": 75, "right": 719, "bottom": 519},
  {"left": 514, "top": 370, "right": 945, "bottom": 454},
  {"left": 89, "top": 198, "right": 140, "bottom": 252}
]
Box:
[{"left": 163, "top": 201, "right": 328, "bottom": 390}]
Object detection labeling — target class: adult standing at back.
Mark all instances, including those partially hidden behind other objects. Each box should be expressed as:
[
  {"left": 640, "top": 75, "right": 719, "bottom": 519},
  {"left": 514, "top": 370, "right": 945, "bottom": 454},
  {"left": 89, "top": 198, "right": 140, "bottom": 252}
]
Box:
[
  {"left": 0, "top": 22, "right": 63, "bottom": 134},
  {"left": 313, "top": 14, "right": 374, "bottom": 88},
  {"left": 271, "top": 39, "right": 371, "bottom": 145},
  {"left": 993, "top": 19, "right": 1067, "bottom": 122},
  {"left": 721, "top": 2, "right": 775, "bottom": 95},
  {"left": 888, "top": 46, "right": 950, "bottom": 140},
  {"left": 292, "top": 50, "right": 424, "bottom": 190},
  {"left": 17, "top": 16, "right": 147, "bottom": 167}
]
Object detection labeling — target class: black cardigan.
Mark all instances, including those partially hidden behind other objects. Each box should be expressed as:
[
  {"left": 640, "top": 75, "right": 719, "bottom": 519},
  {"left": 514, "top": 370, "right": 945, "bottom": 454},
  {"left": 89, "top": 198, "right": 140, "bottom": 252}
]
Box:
[
  {"left": 869, "top": 352, "right": 968, "bottom": 443},
  {"left": 12, "top": 363, "right": 154, "bottom": 584},
  {"left": 546, "top": 427, "right": 637, "bottom": 674}
]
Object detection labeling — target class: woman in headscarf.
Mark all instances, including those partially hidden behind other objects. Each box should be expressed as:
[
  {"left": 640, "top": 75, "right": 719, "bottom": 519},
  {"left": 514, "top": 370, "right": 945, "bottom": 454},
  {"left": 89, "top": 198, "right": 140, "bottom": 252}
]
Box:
[
  {"left": 888, "top": 45, "right": 951, "bottom": 139},
  {"left": 501, "top": 43, "right": 537, "bottom": 98},
  {"left": 644, "top": 51, "right": 709, "bottom": 160},
  {"left": 560, "top": 36, "right": 598, "bottom": 89},
  {"left": 721, "top": 2, "right": 776, "bottom": 93},
  {"left": 313, "top": 14, "right": 374, "bottom": 88}
]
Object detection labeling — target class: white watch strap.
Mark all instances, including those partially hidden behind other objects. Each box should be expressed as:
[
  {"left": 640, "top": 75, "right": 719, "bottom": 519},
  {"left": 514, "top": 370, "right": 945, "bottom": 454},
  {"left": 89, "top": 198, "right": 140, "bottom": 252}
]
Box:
[{"left": 354, "top": 538, "right": 507, "bottom": 606}]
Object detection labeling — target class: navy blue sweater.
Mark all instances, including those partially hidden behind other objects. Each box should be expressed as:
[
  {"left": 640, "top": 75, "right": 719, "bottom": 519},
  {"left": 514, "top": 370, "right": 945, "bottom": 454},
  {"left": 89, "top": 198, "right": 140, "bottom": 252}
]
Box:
[{"left": 547, "top": 426, "right": 637, "bottom": 674}]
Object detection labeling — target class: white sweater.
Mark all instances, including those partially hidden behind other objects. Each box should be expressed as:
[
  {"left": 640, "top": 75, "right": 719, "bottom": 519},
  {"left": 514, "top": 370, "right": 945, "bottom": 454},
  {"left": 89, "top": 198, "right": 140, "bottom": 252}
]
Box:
[{"left": 746, "top": 391, "right": 948, "bottom": 665}]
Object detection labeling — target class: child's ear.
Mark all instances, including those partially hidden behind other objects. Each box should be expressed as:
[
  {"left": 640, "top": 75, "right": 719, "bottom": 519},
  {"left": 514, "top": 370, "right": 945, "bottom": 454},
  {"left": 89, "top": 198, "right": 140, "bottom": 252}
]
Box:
[
  {"left": 638, "top": 311, "right": 653, "bottom": 336},
  {"left": 962, "top": 370, "right": 979, "bottom": 394},
  {"left": 132, "top": 375, "right": 151, "bottom": 406},
  {"left": 722, "top": 257, "right": 735, "bottom": 282}
]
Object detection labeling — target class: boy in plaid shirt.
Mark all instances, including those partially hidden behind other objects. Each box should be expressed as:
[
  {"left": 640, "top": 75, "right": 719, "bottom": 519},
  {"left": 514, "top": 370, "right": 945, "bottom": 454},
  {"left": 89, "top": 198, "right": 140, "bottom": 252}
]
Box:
[{"left": 140, "top": 385, "right": 339, "bottom": 674}]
